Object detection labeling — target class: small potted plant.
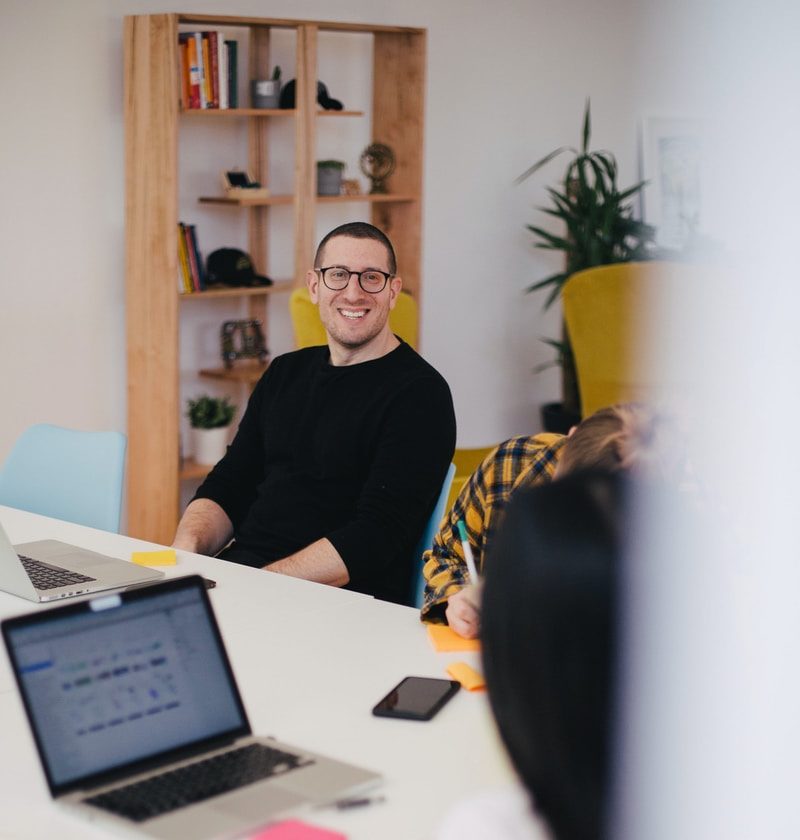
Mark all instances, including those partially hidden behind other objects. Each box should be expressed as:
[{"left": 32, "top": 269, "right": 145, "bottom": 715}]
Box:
[
  {"left": 187, "top": 395, "right": 236, "bottom": 465},
  {"left": 317, "top": 159, "right": 345, "bottom": 196}
]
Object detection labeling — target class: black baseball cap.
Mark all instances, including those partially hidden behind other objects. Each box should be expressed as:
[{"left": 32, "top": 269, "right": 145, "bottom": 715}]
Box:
[
  {"left": 279, "top": 79, "right": 343, "bottom": 110},
  {"left": 206, "top": 249, "right": 272, "bottom": 288}
]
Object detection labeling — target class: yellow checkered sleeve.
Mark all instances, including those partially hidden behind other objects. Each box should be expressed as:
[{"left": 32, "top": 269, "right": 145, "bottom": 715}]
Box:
[{"left": 420, "top": 433, "right": 565, "bottom": 622}]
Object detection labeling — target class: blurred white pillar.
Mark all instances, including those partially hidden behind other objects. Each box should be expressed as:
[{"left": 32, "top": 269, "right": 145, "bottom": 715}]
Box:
[{"left": 616, "top": 2, "right": 800, "bottom": 838}]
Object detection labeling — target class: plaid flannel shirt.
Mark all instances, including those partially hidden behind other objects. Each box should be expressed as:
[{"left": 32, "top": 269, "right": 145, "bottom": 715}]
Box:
[{"left": 420, "top": 433, "right": 566, "bottom": 622}]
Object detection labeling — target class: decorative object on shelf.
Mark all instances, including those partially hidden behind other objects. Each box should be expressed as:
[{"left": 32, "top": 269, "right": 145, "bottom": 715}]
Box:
[
  {"left": 220, "top": 320, "right": 269, "bottom": 369},
  {"left": 279, "top": 79, "right": 344, "bottom": 110},
  {"left": 186, "top": 395, "right": 236, "bottom": 466},
  {"left": 250, "top": 65, "right": 281, "bottom": 109},
  {"left": 360, "top": 143, "right": 395, "bottom": 194},
  {"left": 317, "top": 160, "right": 345, "bottom": 196},
  {"left": 516, "top": 100, "right": 655, "bottom": 424},
  {"left": 341, "top": 178, "right": 362, "bottom": 196},
  {"left": 221, "top": 170, "right": 270, "bottom": 200},
  {"left": 206, "top": 248, "right": 273, "bottom": 288}
]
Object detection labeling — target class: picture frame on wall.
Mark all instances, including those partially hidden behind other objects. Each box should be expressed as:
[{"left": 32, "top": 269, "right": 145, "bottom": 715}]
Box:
[{"left": 639, "top": 116, "right": 703, "bottom": 252}]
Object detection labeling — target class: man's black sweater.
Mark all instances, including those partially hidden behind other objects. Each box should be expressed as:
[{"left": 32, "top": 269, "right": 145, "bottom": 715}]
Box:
[{"left": 194, "top": 341, "right": 456, "bottom": 604}]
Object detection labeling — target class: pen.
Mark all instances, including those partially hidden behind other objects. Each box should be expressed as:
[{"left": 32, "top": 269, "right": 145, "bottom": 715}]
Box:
[
  {"left": 456, "top": 520, "right": 479, "bottom": 585},
  {"left": 334, "top": 795, "right": 386, "bottom": 810}
]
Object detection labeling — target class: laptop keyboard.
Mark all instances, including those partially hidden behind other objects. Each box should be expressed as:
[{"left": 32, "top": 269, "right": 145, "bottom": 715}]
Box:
[
  {"left": 84, "top": 743, "right": 312, "bottom": 822},
  {"left": 18, "top": 555, "right": 96, "bottom": 590}
]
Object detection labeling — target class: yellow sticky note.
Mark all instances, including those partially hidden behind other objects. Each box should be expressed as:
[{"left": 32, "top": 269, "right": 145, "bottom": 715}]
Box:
[
  {"left": 426, "top": 624, "right": 481, "bottom": 653},
  {"left": 446, "top": 661, "right": 486, "bottom": 691},
  {"left": 131, "top": 549, "right": 177, "bottom": 567}
]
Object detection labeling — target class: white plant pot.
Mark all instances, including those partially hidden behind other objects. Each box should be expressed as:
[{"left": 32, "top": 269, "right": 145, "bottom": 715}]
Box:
[{"left": 193, "top": 426, "right": 230, "bottom": 466}]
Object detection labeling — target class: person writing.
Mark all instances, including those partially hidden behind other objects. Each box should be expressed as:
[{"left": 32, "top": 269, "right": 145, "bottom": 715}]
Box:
[
  {"left": 173, "top": 222, "right": 456, "bottom": 604},
  {"left": 422, "top": 404, "right": 673, "bottom": 635}
]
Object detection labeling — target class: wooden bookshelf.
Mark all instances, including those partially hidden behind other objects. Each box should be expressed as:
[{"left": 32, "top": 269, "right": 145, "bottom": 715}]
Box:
[{"left": 125, "top": 13, "right": 426, "bottom": 544}]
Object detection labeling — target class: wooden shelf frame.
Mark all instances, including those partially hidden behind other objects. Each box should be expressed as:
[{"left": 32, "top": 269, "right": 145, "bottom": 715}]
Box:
[{"left": 125, "top": 13, "right": 426, "bottom": 543}]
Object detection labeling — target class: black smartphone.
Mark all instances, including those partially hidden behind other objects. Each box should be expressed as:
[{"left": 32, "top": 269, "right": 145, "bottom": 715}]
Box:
[{"left": 372, "top": 676, "right": 460, "bottom": 721}]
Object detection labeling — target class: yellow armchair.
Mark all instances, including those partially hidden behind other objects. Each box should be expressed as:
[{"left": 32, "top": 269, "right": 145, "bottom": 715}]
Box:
[
  {"left": 562, "top": 261, "right": 692, "bottom": 417},
  {"left": 289, "top": 286, "right": 418, "bottom": 350}
]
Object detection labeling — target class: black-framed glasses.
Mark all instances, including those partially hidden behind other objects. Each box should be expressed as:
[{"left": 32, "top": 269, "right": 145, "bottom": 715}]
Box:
[{"left": 316, "top": 266, "right": 393, "bottom": 294}]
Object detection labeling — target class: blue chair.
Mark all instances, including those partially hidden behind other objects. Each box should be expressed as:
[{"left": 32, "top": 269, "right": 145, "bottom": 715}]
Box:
[
  {"left": 410, "top": 462, "right": 456, "bottom": 608},
  {"left": 0, "top": 424, "right": 127, "bottom": 533}
]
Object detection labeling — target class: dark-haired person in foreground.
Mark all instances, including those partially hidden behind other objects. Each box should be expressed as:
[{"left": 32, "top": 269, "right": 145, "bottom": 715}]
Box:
[
  {"left": 422, "top": 403, "right": 671, "bottom": 635},
  {"left": 436, "top": 471, "right": 624, "bottom": 840},
  {"left": 173, "top": 222, "right": 456, "bottom": 604}
]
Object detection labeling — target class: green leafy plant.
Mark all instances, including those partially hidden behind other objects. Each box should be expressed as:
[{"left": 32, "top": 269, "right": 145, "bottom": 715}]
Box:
[
  {"left": 186, "top": 395, "right": 236, "bottom": 429},
  {"left": 271, "top": 65, "right": 281, "bottom": 81},
  {"left": 517, "top": 100, "right": 656, "bottom": 415}
]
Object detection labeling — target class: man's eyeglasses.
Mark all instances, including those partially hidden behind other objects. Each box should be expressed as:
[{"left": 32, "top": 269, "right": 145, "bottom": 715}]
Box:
[{"left": 316, "top": 266, "right": 393, "bottom": 294}]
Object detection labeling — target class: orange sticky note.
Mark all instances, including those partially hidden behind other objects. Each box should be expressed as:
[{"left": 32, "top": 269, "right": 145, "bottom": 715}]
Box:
[
  {"left": 131, "top": 549, "right": 177, "bottom": 567},
  {"left": 446, "top": 661, "right": 486, "bottom": 691},
  {"left": 426, "top": 624, "right": 481, "bottom": 652}
]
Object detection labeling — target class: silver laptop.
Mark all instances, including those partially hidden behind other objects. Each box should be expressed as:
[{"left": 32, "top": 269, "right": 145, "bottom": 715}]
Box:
[
  {"left": 2, "top": 575, "right": 381, "bottom": 839},
  {"left": 0, "top": 519, "right": 163, "bottom": 602}
]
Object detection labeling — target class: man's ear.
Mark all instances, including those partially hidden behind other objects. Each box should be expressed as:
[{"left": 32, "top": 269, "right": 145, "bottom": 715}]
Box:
[
  {"left": 387, "top": 274, "right": 402, "bottom": 310},
  {"left": 307, "top": 269, "right": 320, "bottom": 304}
]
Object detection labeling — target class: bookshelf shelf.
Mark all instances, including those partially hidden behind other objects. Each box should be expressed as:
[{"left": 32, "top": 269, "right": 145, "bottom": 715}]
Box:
[
  {"left": 181, "top": 108, "right": 295, "bottom": 117},
  {"left": 317, "top": 194, "right": 416, "bottom": 203},
  {"left": 199, "top": 362, "right": 270, "bottom": 384},
  {"left": 198, "top": 194, "right": 415, "bottom": 207},
  {"left": 125, "top": 12, "right": 426, "bottom": 544},
  {"left": 179, "top": 458, "right": 212, "bottom": 481},
  {"left": 180, "top": 108, "right": 363, "bottom": 117},
  {"left": 179, "top": 280, "right": 293, "bottom": 300},
  {"left": 198, "top": 194, "right": 294, "bottom": 206}
]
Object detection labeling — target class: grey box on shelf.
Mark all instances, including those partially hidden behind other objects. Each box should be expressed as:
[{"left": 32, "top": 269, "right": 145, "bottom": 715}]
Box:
[{"left": 250, "top": 79, "right": 281, "bottom": 109}]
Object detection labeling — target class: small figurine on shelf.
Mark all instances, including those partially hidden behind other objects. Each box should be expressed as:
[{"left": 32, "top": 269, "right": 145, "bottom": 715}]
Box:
[
  {"left": 221, "top": 170, "right": 271, "bottom": 200},
  {"left": 220, "top": 320, "right": 269, "bottom": 369},
  {"left": 360, "top": 143, "right": 396, "bottom": 194}
]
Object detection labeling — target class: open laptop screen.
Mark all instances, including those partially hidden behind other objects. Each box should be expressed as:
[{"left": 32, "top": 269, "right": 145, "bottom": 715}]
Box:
[{"left": 2, "top": 576, "right": 250, "bottom": 795}]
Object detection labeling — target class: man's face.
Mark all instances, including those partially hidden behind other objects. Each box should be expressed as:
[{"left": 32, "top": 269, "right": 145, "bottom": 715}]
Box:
[{"left": 307, "top": 235, "right": 401, "bottom": 354}]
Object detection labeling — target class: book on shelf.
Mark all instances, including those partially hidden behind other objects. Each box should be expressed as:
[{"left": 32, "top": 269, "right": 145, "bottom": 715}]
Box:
[
  {"left": 200, "top": 34, "right": 213, "bottom": 107},
  {"left": 179, "top": 31, "right": 238, "bottom": 110},
  {"left": 225, "top": 40, "right": 238, "bottom": 108},
  {"left": 178, "top": 223, "right": 206, "bottom": 293},
  {"left": 178, "top": 34, "right": 191, "bottom": 110},
  {"left": 177, "top": 223, "right": 193, "bottom": 294}
]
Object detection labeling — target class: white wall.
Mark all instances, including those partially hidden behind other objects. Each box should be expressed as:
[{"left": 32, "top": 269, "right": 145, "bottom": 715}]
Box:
[{"left": 1, "top": 0, "right": 665, "bottom": 461}]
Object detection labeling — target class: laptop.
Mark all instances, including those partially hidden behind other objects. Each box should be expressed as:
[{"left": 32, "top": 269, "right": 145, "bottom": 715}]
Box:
[
  {"left": 0, "top": 519, "right": 163, "bottom": 602},
  {"left": 2, "top": 575, "right": 381, "bottom": 839}
]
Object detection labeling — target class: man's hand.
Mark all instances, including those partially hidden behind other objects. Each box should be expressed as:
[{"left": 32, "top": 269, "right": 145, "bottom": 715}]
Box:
[{"left": 445, "top": 585, "right": 482, "bottom": 639}]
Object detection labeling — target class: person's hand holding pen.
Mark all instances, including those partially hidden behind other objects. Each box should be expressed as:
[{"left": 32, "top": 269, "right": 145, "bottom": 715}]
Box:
[
  {"left": 445, "top": 520, "right": 483, "bottom": 639},
  {"left": 446, "top": 585, "right": 482, "bottom": 638}
]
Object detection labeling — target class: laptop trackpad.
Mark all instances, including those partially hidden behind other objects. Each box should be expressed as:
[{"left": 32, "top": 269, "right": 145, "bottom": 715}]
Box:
[{"left": 212, "top": 784, "right": 307, "bottom": 821}]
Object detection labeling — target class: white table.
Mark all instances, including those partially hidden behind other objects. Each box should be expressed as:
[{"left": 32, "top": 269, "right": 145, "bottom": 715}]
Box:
[{"left": 0, "top": 506, "right": 514, "bottom": 839}]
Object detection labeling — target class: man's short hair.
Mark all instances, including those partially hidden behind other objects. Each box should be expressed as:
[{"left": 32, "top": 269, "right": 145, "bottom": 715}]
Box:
[{"left": 314, "top": 222, "right": 397, "bottom": 275}]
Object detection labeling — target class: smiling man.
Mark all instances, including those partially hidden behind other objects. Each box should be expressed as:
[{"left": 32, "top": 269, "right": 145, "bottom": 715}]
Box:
[{"left": 173, "top": 222, "right": 456, "bottom": 604}]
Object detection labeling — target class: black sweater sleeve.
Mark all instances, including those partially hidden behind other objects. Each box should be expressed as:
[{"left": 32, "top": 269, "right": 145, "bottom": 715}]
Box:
[{"left": 191, "top": 366, "right": 271, "bottom": 527}]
